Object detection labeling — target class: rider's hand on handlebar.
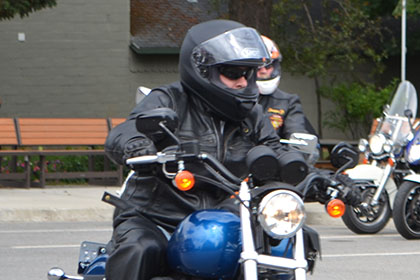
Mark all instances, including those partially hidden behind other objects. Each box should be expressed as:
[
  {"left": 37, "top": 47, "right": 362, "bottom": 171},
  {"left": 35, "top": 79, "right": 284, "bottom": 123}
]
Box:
[{"left": 123, "top": 137, "right": 157, "bottom": 164}]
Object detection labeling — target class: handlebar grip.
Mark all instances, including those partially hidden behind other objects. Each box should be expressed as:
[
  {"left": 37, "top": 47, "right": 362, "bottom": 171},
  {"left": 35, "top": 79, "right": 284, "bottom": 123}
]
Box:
[{"left": 126, "top": 155, "right": 159, "bottom": 165}]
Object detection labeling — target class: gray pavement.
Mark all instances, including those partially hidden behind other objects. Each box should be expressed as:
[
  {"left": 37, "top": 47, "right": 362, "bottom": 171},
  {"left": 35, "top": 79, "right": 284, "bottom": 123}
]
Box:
[{"left": 0, "top": 185, "right": 344, "bottom": 226}]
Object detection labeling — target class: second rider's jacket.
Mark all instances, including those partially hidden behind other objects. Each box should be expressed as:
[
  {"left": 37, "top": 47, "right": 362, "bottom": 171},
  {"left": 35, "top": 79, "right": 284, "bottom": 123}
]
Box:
[
  {"left": 258, "top": 88, "right": 314, "bottom": 139},
  {"left": 105, "top": 82, "right": 293, "bottom": 232}
]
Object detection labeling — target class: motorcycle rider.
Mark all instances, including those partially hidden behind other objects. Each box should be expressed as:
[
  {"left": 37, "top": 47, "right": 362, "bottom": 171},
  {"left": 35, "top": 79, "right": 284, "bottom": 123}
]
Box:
[
  {"left": 257, "top": 35, "right": 316, "bottom": 139},
  {"left": 104, "top": 20, "right": 308, "bottom": 280}
]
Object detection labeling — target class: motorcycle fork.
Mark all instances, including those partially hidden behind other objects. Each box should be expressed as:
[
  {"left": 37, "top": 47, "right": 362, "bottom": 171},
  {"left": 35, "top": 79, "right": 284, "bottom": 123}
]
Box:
[
  {"left": 294, "top": 230, "right": 307, "bottom": 279},
  {"left": 371, "top": 163, "right": 394, "bottom": 206},
  {"left": 239, "top": 181, "right": 258, "bottom": 279}
]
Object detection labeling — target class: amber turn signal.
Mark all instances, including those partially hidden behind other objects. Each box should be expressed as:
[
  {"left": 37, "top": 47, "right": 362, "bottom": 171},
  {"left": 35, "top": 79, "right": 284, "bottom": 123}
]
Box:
[
  {"left": 174, "top": 170, "right": 195, "bottom": 191},
  {"left": 326, "top": 199, "right": 346, "bottom": 218}
]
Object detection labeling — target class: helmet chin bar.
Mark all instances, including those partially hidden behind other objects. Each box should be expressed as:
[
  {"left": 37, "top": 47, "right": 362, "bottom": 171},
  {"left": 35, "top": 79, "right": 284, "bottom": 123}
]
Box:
[{"left": 257, "top": 76, "right": 281, "bottom": 95}]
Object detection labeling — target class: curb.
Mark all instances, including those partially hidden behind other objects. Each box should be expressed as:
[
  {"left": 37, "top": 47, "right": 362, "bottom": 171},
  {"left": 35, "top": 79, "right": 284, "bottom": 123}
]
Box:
[{"left": 0, "top": 186, "right": 341, "bottom": 226}]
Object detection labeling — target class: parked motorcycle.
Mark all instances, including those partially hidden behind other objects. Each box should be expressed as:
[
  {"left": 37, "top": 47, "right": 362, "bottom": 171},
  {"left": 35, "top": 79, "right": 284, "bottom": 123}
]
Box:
[
  {"left": 342, "top": 80, "right": 418, "bottom": 234},
  {"left": 392, "top": 116, "right": 420, "bottom": 239},
  {"left": 47, "top": 108, "right": 351, "bottom": 280}
]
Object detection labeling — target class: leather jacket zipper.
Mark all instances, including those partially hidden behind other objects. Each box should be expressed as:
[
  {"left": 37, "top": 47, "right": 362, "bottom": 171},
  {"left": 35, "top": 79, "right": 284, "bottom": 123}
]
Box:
[
  {"left": 211, "top": 117, "right": 224, "bottom": 161},
  {"left": 222, "top": 126, "right": 239, "bottom": 163}
]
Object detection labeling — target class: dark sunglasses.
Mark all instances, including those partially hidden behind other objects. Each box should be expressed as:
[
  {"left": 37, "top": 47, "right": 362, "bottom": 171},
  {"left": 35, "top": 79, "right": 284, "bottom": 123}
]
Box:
[
  {"left": 218, "top": 65, "right": 255, "bottom": 80},
  {"left": 258, "top": 63, "right": 274, "bottom": 70}
]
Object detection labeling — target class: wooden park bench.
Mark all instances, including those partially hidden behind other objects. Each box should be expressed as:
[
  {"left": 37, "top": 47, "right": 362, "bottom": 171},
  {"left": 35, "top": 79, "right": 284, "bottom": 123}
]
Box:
[{"left": 0, "top": 117, "right": 126, "bottom": 188}]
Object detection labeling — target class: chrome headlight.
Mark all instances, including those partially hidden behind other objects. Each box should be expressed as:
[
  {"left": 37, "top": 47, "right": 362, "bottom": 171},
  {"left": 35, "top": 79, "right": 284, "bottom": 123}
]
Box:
[
  {"left": 358, "top": 138, "right": 368, "bottom": 153},
  {"left": 383, "top": 139, "right": 393, "bottom": 153},
  {"left": 258, "top": 190, "right": 306, "bottom": 239},
  {"left": 369, "top": 134, "right": 386, "bottom": 155}
]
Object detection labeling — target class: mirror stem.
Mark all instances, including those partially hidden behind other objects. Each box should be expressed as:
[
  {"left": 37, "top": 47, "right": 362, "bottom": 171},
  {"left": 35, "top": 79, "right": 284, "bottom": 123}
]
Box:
[{"left": 159, "top": 121, "right": 181, "bottom": 146}]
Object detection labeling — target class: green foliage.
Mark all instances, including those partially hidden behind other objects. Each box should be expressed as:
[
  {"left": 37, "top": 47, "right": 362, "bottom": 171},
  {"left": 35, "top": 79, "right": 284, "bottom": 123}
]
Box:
[
  {"left": 320, "top": 79, "right": 399, "bottom": 139},
  {"left": 270, "top": 0, "right": 393, "bottom": 137},
  {"left": 272, "top": 0, "right": 389, "bottom": 80},
  {"left": 393, "top": 0, "right": 420, "bottom": 16},
  {"left": 0, "top": 0, "right": 56, "bottom": 20},
  {"left": 357, "top": 0, "right": 400, "bottom": 18}
]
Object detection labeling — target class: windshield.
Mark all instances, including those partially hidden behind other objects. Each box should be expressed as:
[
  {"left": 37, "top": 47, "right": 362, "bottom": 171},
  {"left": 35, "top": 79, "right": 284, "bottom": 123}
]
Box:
[
  {"left": 388, "top": 81, "right": 417, "bottom": 117},
  {"left": 379, "top": 81, "right": 418, "bottom": 144}
]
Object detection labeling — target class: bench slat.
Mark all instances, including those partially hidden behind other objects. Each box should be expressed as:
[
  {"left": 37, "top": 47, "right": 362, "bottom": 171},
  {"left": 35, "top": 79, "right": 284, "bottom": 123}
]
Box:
[
  {"left": 19, "top": 118, "right": 107, "bottom": 125},
  {"left": 111, "top": 118, "right": 126, "bottom": 128},
  {"left": 0, "top": 118, "right": 18, "bottom": 145},
  {"left": 20, "top": 126, "right": 108, "bottom": 132},
  {"left": 20, "top": 132, "right": 107, "bottom": 138},
  {"left": 20, "top": 139, "right": 106, "bottom": 146},
  {"left": 0, "top": 134, "right": 18, "bottom": 145},
  {"left": 0, "top": 149, "right": 107, "bottom": 156},
  {"left": 0, "top": 118, "right": 14, "bottom": 124}
]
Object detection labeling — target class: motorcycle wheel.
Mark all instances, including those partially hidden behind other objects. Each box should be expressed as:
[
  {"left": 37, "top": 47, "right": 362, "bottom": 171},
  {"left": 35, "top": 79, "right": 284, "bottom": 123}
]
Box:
[
  {"left": 392, "top": 181, "right": 420, "bottom": 239},
  {"left": 341, "top": 187, "right": 391, "bottom": 234}
]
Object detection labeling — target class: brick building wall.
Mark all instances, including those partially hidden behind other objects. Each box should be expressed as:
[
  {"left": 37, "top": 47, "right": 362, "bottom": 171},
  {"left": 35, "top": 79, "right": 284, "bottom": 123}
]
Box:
[{"left": 0, "top": 0, "right": 179, "bottom": 118}]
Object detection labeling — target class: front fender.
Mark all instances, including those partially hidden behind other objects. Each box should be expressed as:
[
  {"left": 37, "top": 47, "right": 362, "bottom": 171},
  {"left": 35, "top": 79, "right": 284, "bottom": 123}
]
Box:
[
  {"left": 403, "top": 174, "right": 420, "bottom": 183},
  {"left": 345, "top": 164, "right": 397, "bottom": 207},
  {"left": 345, "top": 164, "right": 384, "bottom": 183}
]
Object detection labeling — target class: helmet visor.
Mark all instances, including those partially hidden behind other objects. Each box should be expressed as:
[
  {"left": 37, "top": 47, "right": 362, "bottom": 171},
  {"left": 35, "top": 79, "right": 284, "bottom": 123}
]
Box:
[{"left": 192, "top": 27, "right": 270, "bottom": 67}]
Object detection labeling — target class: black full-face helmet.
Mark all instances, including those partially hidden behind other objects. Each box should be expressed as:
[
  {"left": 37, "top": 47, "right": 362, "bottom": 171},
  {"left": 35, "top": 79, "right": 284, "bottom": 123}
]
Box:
[{"left": 179, "top": 20, "right": 270, "bottom": 122}]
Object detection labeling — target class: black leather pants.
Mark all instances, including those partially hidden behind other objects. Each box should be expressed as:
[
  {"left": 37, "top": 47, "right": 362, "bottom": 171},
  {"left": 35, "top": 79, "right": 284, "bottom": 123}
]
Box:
[{"left": 105, "top": 208, "right": 169, "bottom": 280}]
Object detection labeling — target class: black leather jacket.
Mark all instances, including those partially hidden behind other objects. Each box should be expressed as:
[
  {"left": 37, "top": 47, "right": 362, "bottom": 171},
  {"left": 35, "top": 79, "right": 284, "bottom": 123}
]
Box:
[
  {"left": 105, "top": 82, "right": 297, "bottom": 232},
  {"left": 258, "top": 88, "right": 316, "bottom": 139}
]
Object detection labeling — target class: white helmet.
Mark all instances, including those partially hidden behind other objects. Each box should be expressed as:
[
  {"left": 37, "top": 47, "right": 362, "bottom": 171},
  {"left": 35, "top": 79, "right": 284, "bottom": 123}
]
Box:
[{"left": 257, "top": 35, "right": 282, "bottom": 95}]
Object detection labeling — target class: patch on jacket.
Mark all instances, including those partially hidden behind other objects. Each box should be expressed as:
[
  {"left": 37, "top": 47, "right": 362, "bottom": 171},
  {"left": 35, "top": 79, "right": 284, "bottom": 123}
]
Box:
[
  {"left": 267, "top": 107, "right": 285, "bottom": 115},
  {"left": 269, "top": 114, "right": 283, "bottom": 129}
]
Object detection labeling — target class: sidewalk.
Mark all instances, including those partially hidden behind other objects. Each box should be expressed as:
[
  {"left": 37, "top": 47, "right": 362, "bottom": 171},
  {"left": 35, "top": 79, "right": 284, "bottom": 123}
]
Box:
[
  {"left": 0, "top": 186, "right": 119, "bottom": 222},
  {"left": 0, "top": 186, "right": 343, "bottom": 226}
]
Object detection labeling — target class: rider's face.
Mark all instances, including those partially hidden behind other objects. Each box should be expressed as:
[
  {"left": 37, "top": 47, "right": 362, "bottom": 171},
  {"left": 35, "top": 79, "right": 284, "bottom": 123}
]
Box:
[
  {"left": 218, "top": 65, "right": 254, "bottom": 89},
  {"left": 219, "top": 74, "right": 248, "bottom": 89},
  {"left": 257, "top": 64, "right": 274, "bottom": 79}
]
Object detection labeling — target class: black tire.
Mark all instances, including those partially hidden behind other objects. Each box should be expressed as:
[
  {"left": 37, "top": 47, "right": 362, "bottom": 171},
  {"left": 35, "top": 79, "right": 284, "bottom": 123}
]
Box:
[
  {"left": 392, "top": 181, "right": 420, "bottom": 239},
  {"left": 341, "top": 187, "right": 391, "bottom": 234}
]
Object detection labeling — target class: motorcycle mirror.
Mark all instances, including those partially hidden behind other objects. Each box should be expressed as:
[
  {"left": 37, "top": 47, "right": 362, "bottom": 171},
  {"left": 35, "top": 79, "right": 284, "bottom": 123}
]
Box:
[
  {"left": 289, "top": 133, "right": 318, "bottom": 155},
  {"left": 136, "top": 108, "right": 179, "bottom": 143},
  {"left": 280, "top": 133, "right": 319, "bottom": 165},
  {"left": 246, "top": 145, "right": 279, "bottom": 182},
  {"left": 330, "top": 142, "right": 359, "bottom": 170},
  {"left": 404, "top": 109, "right": 416, "bottom": 134},
  {"left": 404, "top": 109, "right": 413, "bottom": 119}
]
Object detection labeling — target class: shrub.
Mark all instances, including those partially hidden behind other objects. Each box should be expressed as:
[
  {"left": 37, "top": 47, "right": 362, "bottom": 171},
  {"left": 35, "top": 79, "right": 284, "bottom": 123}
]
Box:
[{"left": 320, "top": 79, "right": 399, "bottom": 139}]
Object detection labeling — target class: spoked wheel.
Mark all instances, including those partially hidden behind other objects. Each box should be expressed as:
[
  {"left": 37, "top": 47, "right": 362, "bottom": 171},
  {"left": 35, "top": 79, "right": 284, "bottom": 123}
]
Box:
[
  {"left": 393, "top": 181, "right": 420, "bottom": 239},
  {"left": 341, "top": 187, "right": 391, "bottom": 234}
]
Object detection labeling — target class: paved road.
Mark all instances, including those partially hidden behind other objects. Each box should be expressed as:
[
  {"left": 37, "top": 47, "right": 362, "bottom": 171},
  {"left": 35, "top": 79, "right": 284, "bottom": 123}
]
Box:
[
  {"left": 308, "top": 223, "right": 420, "bottom": 279},
  {"left": 1, "top": 220, "right": 419, "bottom": 279}
]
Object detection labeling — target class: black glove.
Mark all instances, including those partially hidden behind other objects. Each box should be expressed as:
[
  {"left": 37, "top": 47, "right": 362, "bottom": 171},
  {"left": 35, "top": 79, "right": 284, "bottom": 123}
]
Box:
[
  {"left": 277, "top": 150, "right": 308, "bottom": 185},
  {"left": 122, "top": 137, "right": 157, "bottom": 165}
]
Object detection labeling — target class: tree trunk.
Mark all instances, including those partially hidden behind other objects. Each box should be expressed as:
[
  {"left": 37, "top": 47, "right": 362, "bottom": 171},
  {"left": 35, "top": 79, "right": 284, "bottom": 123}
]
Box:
[
  {"left": 228, "top": 0, "right": 273, "bottom": 36},
  {"left": 314, "top": 76, "right": 323, "bottom": 138}
]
